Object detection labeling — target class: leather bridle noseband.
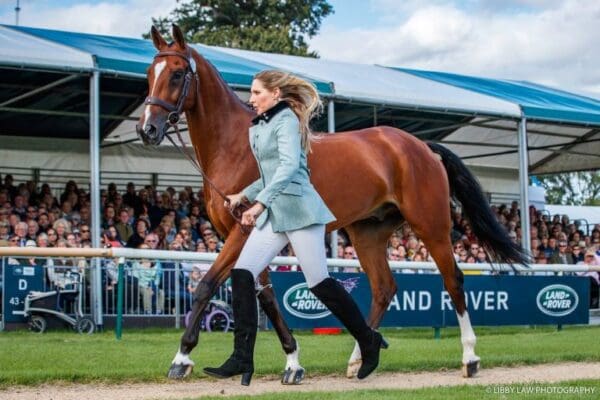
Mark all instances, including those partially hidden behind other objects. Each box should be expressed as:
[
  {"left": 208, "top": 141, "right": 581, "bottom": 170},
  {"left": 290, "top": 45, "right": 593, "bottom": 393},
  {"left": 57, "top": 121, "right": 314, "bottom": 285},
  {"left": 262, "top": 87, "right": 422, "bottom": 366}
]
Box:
[
  {"left": 144, "top": 49, "right": 196, "bottom": 126},
  {"left": 142, "top": 48, "right": 252, "bottom": 233}
]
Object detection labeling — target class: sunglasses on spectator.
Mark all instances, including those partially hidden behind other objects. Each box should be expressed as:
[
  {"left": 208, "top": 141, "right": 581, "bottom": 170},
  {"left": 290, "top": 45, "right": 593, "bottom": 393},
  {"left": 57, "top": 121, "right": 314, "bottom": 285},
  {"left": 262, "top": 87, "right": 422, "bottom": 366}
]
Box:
[
  {"left": 145, "top": 239, "right": 158, "bottom": 243},
  {"left": 81, "top": 229, "right": 90, "bottom": 233},
  {"left": 9, "top": 238, "right": 18, "bottom": 242},
  {"left": 344, "top": 251, "right": 354, "bottom": 255}
]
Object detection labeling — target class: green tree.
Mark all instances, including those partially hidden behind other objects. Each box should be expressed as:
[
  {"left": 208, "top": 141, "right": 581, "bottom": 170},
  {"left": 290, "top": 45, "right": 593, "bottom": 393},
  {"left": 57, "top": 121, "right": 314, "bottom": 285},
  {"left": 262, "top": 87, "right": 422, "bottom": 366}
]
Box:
[
  {"left": 535, "top": 171, "right": 600, "bottom": 205},
  {"left": 145, "top": 0, "right": 333, "bottom": 57}
]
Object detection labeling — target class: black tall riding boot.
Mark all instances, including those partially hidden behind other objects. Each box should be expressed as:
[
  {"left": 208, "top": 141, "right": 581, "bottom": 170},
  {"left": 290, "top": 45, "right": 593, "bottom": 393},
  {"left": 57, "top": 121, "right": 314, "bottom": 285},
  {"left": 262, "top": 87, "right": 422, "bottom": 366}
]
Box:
[
  {"left": 203, "top": 269, "right": 257, "bottom": 385},
  {"left": 311, "top": 277, "right": 388, "bottom": 379}
]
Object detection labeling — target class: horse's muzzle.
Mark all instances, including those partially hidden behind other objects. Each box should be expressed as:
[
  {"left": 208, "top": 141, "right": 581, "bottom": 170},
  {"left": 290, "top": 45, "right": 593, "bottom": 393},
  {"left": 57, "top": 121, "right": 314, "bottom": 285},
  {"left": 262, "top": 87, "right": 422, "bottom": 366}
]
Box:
[{"left": 136, "top": 123, "right": 163, "bottom": 145}]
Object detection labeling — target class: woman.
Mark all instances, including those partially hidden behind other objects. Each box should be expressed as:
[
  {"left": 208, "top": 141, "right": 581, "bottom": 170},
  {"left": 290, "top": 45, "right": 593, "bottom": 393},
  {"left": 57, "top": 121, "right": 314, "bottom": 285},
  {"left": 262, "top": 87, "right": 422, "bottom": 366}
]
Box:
[{"left": 203, "top": 71, "right": 385, "bottom": 385}]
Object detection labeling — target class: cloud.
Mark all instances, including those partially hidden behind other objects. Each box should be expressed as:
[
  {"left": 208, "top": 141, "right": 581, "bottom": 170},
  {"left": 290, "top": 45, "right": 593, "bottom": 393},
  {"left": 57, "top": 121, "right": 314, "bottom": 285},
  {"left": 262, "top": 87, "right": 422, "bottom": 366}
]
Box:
[
  {"left": 1, "top": 0, "right": 175, "bottom": 38},
  {"left": 310, "top": 0, "right": 600, "bottom": 96}
]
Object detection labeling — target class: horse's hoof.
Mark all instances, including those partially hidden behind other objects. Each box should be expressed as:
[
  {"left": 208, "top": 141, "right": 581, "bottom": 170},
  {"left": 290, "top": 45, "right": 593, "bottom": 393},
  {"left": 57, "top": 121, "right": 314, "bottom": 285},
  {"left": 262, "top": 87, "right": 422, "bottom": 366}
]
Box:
[
  {"left": 167, "top": 363, "right": 193, "bottom": 379},
  {"left": 346, "top": 360, "right": 361, "bottom": 379},
  {"left": 281, "top": 367, "right": 304, "bottom": 385},
  {"left": 462, "top": 360, "right": 480, "bottom": 378}
]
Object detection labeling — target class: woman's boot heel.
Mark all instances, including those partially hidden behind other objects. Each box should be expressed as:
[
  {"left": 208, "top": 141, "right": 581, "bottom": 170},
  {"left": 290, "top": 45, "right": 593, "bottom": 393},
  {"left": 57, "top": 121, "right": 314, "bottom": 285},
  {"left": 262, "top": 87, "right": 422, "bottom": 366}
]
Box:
[{"left": 241, "top": 371, "right": 253, "bottom": 386}]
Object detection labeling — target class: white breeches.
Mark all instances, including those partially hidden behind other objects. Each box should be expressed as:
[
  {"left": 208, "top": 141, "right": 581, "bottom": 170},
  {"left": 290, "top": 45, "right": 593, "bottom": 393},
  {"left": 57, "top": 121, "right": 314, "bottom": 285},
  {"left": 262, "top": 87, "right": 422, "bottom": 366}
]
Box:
[{"left": 234, "top": 220, "right": 330, "bottom": 288}]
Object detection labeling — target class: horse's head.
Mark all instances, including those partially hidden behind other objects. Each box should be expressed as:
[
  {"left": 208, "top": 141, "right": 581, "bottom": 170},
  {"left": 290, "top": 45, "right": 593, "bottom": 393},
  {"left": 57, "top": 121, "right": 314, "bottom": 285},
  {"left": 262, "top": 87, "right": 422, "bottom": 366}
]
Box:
[{"left": 136, "top": 25, "right": 197, "bottom": 145}]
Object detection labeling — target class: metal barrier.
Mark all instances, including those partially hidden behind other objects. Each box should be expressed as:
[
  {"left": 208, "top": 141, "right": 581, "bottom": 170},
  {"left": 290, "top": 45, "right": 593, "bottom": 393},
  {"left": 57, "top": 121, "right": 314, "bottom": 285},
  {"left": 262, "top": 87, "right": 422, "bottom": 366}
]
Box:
[{"left": 2, "top": 247, "right": 599, "bottom": 332}]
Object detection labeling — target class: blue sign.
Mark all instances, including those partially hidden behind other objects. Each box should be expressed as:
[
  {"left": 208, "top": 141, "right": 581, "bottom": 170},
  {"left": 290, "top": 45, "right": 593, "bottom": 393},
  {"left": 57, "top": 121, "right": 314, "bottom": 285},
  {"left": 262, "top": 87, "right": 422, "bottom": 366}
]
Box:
[
  {"left": 269, "top": 272, "right": 589, "bottom": 329},
  {"left": 2, "top": 262, "right": 44, "bottom": 323}
]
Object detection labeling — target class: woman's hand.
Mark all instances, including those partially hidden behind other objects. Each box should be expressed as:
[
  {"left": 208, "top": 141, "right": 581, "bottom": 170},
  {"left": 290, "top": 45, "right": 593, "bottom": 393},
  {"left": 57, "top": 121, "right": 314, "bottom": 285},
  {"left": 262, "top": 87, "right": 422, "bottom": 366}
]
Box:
[
  {"left": 225, "top": 192, "right": 246, "bottom": 212},
  {"left": 241, "top": 203, "right": 265, "bottom": 226}
]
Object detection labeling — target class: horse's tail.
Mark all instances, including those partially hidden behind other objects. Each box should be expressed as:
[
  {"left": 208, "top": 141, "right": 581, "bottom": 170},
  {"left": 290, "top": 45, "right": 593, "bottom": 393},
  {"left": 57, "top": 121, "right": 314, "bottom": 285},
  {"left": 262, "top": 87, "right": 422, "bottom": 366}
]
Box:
[{"left": 427, "top": 142, "right": 530, "bottom": 267}]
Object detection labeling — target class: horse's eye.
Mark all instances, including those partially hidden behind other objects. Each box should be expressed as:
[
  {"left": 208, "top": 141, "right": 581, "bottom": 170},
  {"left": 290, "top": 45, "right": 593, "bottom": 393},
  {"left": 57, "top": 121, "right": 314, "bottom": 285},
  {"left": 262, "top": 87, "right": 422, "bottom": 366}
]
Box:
[{"left": 172, "top": 71, "right": 184, "bottom": 81}]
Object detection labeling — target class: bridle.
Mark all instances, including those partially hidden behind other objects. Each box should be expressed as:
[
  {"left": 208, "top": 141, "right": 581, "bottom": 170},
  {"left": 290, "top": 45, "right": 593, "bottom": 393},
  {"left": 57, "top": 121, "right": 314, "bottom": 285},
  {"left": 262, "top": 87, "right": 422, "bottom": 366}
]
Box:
[
  {"left": 142, "top": 48, "right": 252, "bottom": 233},
  {"left": 144, "top": 49, "right": 195, "bottom": 126}
]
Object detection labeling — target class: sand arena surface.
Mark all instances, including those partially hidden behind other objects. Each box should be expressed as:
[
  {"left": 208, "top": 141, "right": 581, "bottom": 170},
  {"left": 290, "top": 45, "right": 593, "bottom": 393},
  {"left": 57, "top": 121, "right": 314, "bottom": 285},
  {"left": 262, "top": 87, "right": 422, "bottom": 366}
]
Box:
[{"left": 3, "top": 362, "right": 600, "bottom": 399}]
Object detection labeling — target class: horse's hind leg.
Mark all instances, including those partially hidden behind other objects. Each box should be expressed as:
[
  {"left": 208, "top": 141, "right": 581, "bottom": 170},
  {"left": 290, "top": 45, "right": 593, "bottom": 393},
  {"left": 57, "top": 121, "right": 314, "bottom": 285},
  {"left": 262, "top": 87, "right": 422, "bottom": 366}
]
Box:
[
  {"left": 256, "top": 269, "right": 305, "bottom": 385},
  {"left": 343, "top": 213, "right": 401, "bottom": 378},
  {"left": 426, "top": 238, "right": 480, "bottom": 377},
  {"left": 168, "top": 225, "right": 247, "bottom": 379}
]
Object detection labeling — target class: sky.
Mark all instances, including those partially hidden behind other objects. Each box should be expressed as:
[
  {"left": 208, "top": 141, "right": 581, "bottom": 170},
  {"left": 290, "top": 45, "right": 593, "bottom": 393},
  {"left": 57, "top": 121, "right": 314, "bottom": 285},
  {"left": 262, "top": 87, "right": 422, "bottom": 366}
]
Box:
[{"left": 0, "top": 0, "right": 599, "bottom": 97}]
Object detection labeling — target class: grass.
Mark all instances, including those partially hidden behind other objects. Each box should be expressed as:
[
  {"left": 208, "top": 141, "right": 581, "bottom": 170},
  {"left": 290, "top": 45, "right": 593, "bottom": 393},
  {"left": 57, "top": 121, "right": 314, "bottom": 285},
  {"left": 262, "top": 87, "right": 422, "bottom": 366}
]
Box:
[
  {"left": 0, "top": 325, "right": 599, "bottom": 387},
  {"left": 194, "top": 379, "right": 600, "bottom": 400}
]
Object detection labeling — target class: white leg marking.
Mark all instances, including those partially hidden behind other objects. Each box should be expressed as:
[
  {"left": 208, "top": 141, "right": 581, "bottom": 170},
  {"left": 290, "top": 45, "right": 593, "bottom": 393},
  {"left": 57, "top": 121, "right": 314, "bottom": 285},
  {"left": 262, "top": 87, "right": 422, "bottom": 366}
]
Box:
[
  {"left": 285, "top": 341, "right": 301, "bottom": 370},
  {"left": 143, "top": 60, "right": 166, "bottom": 130},
  {"left": 457, "top": 311, "right": 479, "bottom": 364},
  {"left": 346, "top": 341, "right": 362, "bottom": 378},
  {"left": 172, "top": 350, "right": 195, "bottom": 366}
]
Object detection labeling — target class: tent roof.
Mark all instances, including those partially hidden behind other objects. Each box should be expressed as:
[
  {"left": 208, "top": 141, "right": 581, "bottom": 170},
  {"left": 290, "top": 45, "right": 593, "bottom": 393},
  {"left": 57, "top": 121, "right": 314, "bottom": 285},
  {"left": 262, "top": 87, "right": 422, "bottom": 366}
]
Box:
[
  {"left": 0, "top": 25, "right": 92, "bottom": 70},
  {"left": 394, "top": 68, "right": 600, "bottom": 126},
  {"left": 3, "top": 25, "right": 333, "bottom": 93},
  {"left": 212, "top": 46, "right": 521, "bottom": 118},
  {"left": 0, "top": 24, "right": 598, "bottom": 174}
]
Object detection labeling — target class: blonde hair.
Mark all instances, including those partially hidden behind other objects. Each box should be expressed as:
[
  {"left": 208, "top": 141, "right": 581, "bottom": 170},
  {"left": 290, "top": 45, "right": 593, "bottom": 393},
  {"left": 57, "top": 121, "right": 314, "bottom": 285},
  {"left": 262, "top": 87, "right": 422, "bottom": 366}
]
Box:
[{"left": 254, "top": 70, "right": 322, "bottom": 152}]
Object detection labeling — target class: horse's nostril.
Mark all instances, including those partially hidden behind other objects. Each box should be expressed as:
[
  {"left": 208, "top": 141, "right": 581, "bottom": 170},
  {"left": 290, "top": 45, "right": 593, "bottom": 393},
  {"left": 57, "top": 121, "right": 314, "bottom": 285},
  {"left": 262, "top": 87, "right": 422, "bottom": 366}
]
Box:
[{"left": 144, "top": 124, "right": 157, "bottom": 137}]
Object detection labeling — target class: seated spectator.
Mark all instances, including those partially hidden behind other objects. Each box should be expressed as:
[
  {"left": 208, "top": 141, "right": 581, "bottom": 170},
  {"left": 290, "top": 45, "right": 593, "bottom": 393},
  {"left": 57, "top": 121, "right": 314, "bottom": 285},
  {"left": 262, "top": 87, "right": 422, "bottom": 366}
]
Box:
[
  {"left": 571, "top": 244, "right": 584, "bottom": 264},
  {"left": 195, "top": 240, "right": 207, "bottom": 252},
  {"left": 205, "top": 235, "right": 221, "bottom": 253},
  {"left": 0, "top": 220, "right": 10, "bottom": 241},
  {"left": 53, "top": 218, "right": 71, "bottom": 240},
  {"left": 114, "top": 208, "right": 134, "bottom": 243},
  {"left": 550, "top": 240, "right": 573, "bottom": 264},
  {"left": 104, "top": 226, "right": 123, "bottom": 248},
  {"left": 342, "top": 245, "right": 358, "bottom": 273},
  {"left": 127, "top": 218, "right": 150, "bottom": 248},
  {"left": 577, "top": 248, "right": 599, "bottom": 308}
]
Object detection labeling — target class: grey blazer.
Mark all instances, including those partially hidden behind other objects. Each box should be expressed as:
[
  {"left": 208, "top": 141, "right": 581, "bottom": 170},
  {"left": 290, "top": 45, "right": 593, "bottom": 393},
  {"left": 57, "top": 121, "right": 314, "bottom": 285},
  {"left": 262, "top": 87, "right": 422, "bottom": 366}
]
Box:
[{"left": 242, "top": 102, "right": 335, "bottom": 232}]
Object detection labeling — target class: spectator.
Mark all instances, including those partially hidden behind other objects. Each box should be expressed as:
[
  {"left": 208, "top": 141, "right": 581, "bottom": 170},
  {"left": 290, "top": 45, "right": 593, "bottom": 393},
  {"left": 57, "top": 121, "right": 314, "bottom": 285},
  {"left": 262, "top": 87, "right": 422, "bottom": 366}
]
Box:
[
  {"left": 26, "top": 220, "right": 39, "bottom": 241},
  {"left": 114, "top": 208, "right": 134, "bottom": 243},
  {"left": 0, "top": 220, "right": 10, "bottom": 241},
  {"left": 104, "top": 226, "right": 123, "bottom": 248},
  {"left": 36, "top": 232, "right": 49, "bottom": 248},
  {"left": 46, "top": 228, "right": 59, "bottom": 247},
  {"left": 143, "top": 232, "right": 160, "bottom": 250},
  {"left": 187, "top": 265, "right": 206, "bottom": 294},
  {"left": 571, "top": 244, "right": 584, "bottom": 264},
  {"left": 127, "top": 219, "right": 149, "bottom": 248},
  {"left": 550, "top": 240, "right": 574, "bottom": 264},
  {"left": 132, "top": 244, "right": 164, "bottom": 314},
  {"left": 53, "top": 218, "right": 71, "bottom": 240},
  {"left": 342, "top": 245, "right": 358, "bottom": 273},
  {"left": 196, "top": 241, "right": 207, "bottom": 252},
  {"left": 13, "top": 221, "right": 28, "bottom": 247},
  {"left": 577, "top": 248, "right": 599, "bottom": 308}
]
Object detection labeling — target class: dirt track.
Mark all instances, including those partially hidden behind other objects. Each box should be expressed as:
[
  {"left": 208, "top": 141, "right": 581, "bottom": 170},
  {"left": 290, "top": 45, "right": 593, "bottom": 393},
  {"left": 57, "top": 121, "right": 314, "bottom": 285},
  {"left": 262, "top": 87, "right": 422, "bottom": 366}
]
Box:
[{"left": 3, "top": 362, "right": 600, "bottom": 400}]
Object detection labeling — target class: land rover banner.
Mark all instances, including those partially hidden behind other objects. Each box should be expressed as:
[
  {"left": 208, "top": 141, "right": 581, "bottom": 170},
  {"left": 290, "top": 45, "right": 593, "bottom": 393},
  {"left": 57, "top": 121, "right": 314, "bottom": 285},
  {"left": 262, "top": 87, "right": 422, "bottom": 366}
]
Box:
[{"left": 269, "top": 273, "right": 589, "bottom": 329}]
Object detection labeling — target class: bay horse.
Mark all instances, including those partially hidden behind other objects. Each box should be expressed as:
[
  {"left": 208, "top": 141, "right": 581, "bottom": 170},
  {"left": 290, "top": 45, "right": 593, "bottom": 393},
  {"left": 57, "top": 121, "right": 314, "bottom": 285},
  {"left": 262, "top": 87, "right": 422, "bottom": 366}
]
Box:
[{"left": 137, "top": 25, "right": 528, "bottom": 382}]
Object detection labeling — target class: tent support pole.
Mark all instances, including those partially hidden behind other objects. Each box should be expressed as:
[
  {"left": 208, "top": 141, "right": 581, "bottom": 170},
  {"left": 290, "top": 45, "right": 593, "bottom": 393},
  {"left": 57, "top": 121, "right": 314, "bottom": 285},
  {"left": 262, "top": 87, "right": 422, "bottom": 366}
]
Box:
[
  {"left": 518, "top": 117, "right": 531, "bottom": 257},
  {"left": 328, "top": 99, "right": 338, "bottom": 261},
  {"left": 90, "top": 70, "right": 104, "bottom": 329}
]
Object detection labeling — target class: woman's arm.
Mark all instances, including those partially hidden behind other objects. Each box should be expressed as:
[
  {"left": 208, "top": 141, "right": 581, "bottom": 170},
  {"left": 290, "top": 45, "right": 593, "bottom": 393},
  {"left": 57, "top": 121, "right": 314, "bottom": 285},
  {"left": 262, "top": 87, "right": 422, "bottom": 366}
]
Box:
[
  {"left": 254, "top": 115, "right": 301, "bottom": 208},
  {"left": 241, "top": 179, "right": 264, "bottom": 203}
]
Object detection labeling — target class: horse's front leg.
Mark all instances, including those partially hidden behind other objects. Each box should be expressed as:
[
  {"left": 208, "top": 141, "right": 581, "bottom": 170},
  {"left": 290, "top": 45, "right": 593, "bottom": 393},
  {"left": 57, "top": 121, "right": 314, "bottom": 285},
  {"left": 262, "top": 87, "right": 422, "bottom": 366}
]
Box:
[
  {"left": 256, "top": 270, "right": 304, "bottom": 385},
  {"left": 168, "top": 225, "right": 246, "bottom": 379}
]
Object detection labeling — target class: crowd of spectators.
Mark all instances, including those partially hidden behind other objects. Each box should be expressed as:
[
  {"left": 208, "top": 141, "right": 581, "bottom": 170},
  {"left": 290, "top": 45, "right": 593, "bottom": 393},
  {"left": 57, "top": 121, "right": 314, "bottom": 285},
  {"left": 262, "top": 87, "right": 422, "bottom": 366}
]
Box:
[{"left": 1, "top": 175, "right": 598, "bottom": 271}]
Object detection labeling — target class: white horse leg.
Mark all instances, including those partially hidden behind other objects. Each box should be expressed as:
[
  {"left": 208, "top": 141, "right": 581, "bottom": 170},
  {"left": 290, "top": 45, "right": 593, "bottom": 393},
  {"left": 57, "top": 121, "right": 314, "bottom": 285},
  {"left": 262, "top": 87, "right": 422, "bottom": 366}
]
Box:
[
  {"left": 281, "top": 341, "right": 305, "bottom": 384},
  {"left": 167, "top": 349, "right": 195, "bottom": 379},
  {"left": 346, "top": 341, "right": 362, "bottom": 378},
  {"left": 457, "top": 311, "right": 480, "bottom": 377}
]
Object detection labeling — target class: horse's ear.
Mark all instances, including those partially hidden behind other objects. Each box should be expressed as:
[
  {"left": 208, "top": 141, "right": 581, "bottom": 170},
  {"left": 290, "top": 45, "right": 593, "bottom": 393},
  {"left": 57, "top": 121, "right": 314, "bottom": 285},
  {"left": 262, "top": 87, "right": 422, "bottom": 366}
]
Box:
[
  {"left": 151, "top": 26, "right": 167, "bottom": 50},
  {"left": 171, "top": 24, "right": 187, "bottom": 49}
]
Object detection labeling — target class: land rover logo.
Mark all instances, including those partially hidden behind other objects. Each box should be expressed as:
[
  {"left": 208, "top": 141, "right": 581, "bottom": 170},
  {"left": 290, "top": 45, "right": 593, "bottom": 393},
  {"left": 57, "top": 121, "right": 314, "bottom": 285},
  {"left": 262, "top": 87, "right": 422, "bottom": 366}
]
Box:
[
  {"left": 536, "top": 284, "right": 579, "bottom": 317},
  {"left": 283, "top": 283, "right": 332, "bottom": 319}
]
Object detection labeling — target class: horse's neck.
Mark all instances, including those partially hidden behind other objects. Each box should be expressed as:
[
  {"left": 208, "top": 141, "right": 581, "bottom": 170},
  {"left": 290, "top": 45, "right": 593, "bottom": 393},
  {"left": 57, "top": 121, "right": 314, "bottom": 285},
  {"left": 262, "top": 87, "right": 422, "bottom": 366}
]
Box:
[{"left": 186, "top": 55, "right": 253, "bottom": 185}]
